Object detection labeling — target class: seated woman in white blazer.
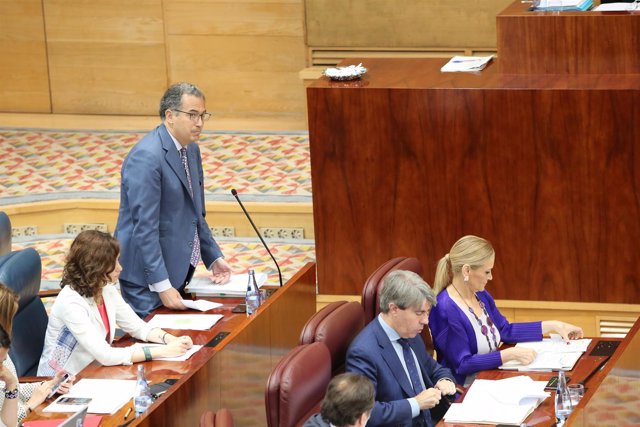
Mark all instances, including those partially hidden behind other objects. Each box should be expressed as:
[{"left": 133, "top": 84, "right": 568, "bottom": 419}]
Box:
[{"left": 38, "top": 230, "right": 193, "bottom": 375}]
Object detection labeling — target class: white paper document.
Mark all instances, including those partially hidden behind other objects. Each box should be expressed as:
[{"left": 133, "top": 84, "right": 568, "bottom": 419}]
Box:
[
  {"left": 441, "top": 55, "right": 493, "bottom": 73},
  {"left": 444, "top": 376, "right": 549, "bottom": 425},
  {"left": 185, "top": 272, "right": 267, "bottom": 297},
  {"left": 131, "top": 343, "right": 203, "bottom": 361},
  {"left": 500, "top": 336, "right": 592, "bottom": 371},
  {"left": 43, "top": 378, "right": 136, "bottom": 414},
  {"left": 147, "top": 314, "right": 223, "bottom": 330},
  {"left": 593, "top": 2, "right": 637, "bottom": 11},
  {"left": 182, "top": 299, "right": 222, "bottom": 312}
]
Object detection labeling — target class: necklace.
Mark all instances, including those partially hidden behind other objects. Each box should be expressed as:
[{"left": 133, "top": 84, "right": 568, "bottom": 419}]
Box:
[{"left": 451, "top": 284, "right": 499, "bottom": 351}]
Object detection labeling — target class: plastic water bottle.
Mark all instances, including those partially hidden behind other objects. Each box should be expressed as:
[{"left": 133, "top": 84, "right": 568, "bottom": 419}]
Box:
[
  {"left": 245, "top": 269, "right": 262, "bottom": 315},
  {"left": 554, "top": 371, "right": 573, "bottom": 424},
  {"left": 134, "top": 364, "right": 153, "bottom": 416}
]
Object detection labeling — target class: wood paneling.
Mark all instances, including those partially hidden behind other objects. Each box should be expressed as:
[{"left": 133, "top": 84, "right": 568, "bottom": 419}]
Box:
[
  {"left": 43, "top": 0, "right": 167, "bottom": 114},
  {"left": 497, "top": 2, "right": 640, "bottom": 74},
  {"left": 0, "top": 0, "right": 50, "bottom": 112},
  {"left": 165, "top": 0, "right": 303, "bottom": 37},
  {"left": 168, "top": 34, "right": 305, "bottom": 114},
  {"left": 304, "top": 0, "right": 513, "bottom": 48},
  {"left": 307, "top": 58, "right": 640, "bottom": 303}
]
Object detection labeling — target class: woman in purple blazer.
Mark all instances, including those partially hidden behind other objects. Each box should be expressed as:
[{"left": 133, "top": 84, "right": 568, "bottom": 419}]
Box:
[{"left": 428, "top": 235, "right": 583, "bottom": 385}]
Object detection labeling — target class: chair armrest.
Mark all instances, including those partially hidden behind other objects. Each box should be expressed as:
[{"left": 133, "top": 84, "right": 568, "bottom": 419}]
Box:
[{"left": 39, "top": 289, "right": 60, "bottom": 298}]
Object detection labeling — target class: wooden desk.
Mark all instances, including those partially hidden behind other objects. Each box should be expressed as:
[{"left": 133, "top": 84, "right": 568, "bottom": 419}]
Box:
[
  {"left": 497, "top": 1, "right": 640, "bottom": 74},
  {"left": 568, "top": 316, "right": 640, "bottom": 426},
  {"left": 437, "top": 337, "right": 616, "bottom": 427},
  {"left": 25, "top": 263, "right": 316, "bottom": 427},
  {"left": 307, "top": 57, "right": 640, "bottom": 303}
]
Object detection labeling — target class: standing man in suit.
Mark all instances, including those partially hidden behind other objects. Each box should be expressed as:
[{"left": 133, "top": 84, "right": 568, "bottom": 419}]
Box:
[
  {"left": 304, "top": 373, "right": 375, "bottom": 427},
  {"left": 346, "top": 270, "right": 456, "bottom": 427},
  {"left": 115, "top": 82, "right": 232, "bottom": 318}
]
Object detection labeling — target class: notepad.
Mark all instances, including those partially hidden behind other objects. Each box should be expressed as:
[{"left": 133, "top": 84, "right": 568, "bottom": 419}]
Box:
[
  {"left": 147, "top": 314, "right": 223, "bottom": 330},
  {"left": 444, "top": 376, "right": 549, "bottom": 425},
  {"left": 441, "top": 56, "right": 493, "bottom": 73}
]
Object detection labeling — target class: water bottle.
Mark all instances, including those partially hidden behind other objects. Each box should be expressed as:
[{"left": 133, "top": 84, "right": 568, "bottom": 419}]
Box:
[
  {"left": 554, "top": 370, "right": 573, "bottom": 424},
  {"left": 134, "top": 364, "right": 153, "bottom": 416},
  {"left": 245, "top": 269, "right": 262, "bottom": 315}
]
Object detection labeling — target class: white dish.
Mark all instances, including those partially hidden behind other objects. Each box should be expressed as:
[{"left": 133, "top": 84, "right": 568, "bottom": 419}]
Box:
[{"left": 323, "top": 64, "right": 367, "bottom": 81}]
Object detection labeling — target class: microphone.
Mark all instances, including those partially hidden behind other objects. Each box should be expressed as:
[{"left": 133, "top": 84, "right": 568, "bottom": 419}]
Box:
[{"left": 231, "top": 189, "right": 284, "bottom": 287}]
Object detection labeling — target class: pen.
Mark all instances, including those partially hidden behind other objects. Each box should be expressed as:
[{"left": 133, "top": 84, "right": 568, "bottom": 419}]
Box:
[{"left": 124, "top": 407, "right": 132, "bottom": 419}]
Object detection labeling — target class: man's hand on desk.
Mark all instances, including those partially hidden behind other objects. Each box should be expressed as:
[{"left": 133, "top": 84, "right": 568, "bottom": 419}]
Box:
[
  {"left": 415, "top": 388, "right": 442, "bottom": 410},
  {"left": 435, "top": 379, "right": 457, "bottom": 396},
  {"left": 211, "top": 258, "right": 232, "bottom": 284},
  {"left": 501, "top": 347, "right": 537, "bottom": 365},
  {"left": 159, "top": 288, "right": 188, "bottom": 310}
]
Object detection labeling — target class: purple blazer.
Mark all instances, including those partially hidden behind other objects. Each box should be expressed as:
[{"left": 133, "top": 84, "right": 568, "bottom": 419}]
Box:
[{"left": 428, "top": 290, "right": 542, "bottom": 384}]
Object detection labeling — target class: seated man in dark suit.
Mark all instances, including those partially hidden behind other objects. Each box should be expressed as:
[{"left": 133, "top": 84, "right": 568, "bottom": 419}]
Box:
[
  {"left": 304, "top": 372, "right": 374, "bottom": 427},
  {"left": 346, "top": 270, "right": 456, "bottom": 427}
]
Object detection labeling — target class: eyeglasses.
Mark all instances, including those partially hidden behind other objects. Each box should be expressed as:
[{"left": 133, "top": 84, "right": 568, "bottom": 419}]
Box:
[{"left": 173, "top": 109, "right": 212, "bottom": 122}]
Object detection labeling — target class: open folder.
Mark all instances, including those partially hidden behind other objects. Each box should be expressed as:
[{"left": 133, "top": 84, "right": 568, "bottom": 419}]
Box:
[
  {"left": 500, "top": 336, "right": 592, "bottom": 371},
  {"left": 444, "top": 376, "right": 549, "bottom": 425}
]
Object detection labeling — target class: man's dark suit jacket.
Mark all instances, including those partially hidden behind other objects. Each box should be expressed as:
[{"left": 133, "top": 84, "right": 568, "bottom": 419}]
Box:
[{"left": 346, "top": 317, "right": 454, "bottom": 427}]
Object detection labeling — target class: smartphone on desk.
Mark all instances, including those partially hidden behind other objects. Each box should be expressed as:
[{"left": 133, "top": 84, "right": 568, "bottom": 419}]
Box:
[
  {"left": 47, "top": 372, "right": 71, "bottom": 399},
  {"left": 54, "top": 396, "right": 92, "bottom": 406}
]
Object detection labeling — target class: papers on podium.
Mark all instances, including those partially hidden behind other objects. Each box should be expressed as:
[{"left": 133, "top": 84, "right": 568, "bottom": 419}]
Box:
[
  {"left": 441, "top": 55, "right": 493, "bottom": 73},
  {"left": 500, "top": 335, "right": 592, "bottom": 371},
  {"left": 444, "top": 376, "right": 549, "bottom": 425},
  {"left": 185, "top": 272, "right": 267, "bottom": 297},
  {"left": 534, "top": 0, "right": 593, "bottom": 11},
  {"left": 593, "top": 2, "right": 638, "bottom": 11},
  {"left": 43, "top": 379, "right": 136, "bottom": 414}
]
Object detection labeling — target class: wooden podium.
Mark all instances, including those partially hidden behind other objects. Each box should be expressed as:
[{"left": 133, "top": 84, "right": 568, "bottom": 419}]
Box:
[
  {"left": 307, "top": 2, "right": 640, "bottom": 303},
  {"left": 497, "top": 2, "right": 640, "bottom": 74}
]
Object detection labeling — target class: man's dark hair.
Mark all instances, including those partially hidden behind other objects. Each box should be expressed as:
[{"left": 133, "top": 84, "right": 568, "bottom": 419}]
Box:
[
  {"left": 0, "top": 324, "right": 11, "bottom": 349},
  {"left": 159, "top": 82, "right": 205, "bottom": 119},
  {"left": 320, "top": 373, "right": 375, "bottom": 426}
]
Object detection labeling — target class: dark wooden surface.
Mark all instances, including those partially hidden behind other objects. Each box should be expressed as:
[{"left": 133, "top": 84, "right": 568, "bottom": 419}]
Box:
[
  {"left": 568, "top": 316, "right": 640, "bottom": 426},
  {"left": 24, "top": 263, "right": 317, "bottom": 427},
  {"left": 497, "top": 2, "right": 640, "bottom": 74},
  {"left": 307, "top": 57, "right": 640, "bottom": 301},
  {"left": 436, "top": 335, "right": 627, "bottom": 427}
]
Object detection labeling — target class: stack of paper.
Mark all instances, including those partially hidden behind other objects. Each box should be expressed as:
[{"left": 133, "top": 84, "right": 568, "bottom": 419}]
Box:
[
  {"left": 147, "top": 314, "right": 223, "bottom": 330},
  {"left": 534, "top": 0, "right": 593, "bottom": 11},
  {"left": 441, "top": 55, "right": 493, "bottom": 73},
  {"left": 44, "top": 379, "right": 136, "bottom": 414},
  {"left": 185, "top": 272, "right": 267, "bottom": 297},
  {"left": 444, "top": 376, "right": 549, "bottom": 425},
  {"left": 500, "top": 336, "right": 592, "bottom": 371},
  {"left": 131, "top": 343, "right": 203, "bottom": 361},
  {"left": 593, "top": 2, "right": 637, "bottom": 11}
]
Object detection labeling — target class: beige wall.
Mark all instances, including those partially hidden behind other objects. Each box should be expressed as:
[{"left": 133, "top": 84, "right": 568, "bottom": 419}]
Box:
[
  {"left": 0, "top": 0, "right": 513, "bottom": 117},
  {"left": 0, "top": 0, "right": 306, "bottom": 117}
]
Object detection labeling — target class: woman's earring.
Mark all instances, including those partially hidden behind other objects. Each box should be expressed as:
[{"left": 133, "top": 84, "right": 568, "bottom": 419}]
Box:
[{"left": 463, "top": 275, "right": 469, "bottom": 283}]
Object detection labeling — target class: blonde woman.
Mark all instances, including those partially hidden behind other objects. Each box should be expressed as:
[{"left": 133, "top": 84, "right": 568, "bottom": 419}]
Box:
[
  {"left": 428, "top": 235, "right": 583, "bottom": 385},
  {"left": 38, "top": 230, "right": 193, "bottom": 376}
]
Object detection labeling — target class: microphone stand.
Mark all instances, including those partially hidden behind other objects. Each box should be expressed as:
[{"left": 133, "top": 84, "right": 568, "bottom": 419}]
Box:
[{"left": 231, "top": 189, "right": 284, "bottom": 287}]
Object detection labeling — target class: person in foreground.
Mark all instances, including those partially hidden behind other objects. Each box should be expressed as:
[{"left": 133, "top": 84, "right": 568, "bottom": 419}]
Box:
[
  {"left": 38, "top": 230, "right": 193, "bottom": 376},
  {"left": 346, "top": 270, "right": 456, "bottom": 427},
  {"left": 115, "top": 82, "right": 232, "bottom": 318},
  {"left": 429, "top": 235, "right": 584, "bottom": 385},
  {"left": 304, "top": 373, "right": 375, "bottom": 427},
  {"left": 0, "top": 283, "right": 72, "bottom": 424}
]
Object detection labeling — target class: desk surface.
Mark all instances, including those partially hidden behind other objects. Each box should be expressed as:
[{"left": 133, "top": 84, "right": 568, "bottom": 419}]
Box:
[{"left": 24, "top": 263, "right": 317, "bottom": 427}]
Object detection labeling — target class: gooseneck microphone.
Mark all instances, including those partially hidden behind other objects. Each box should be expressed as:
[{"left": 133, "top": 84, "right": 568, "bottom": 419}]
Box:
[{"left": 231, "top": 189, "right": 284, "bottom": 287}]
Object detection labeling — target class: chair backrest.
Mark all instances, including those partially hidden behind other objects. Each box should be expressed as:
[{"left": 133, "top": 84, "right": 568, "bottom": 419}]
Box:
[
  {"left": 265, "top": 342, "right": 331, "bottom": 427},
  {"left": 0, "top": 212, "right": 11, "bottom": 257},
  {"left": 360, "top": 257, "right": 434, "bottom": 355},
  {"left": 0, "top": 248, "right": 47, "bottom": 376},
  {"left": 200, "top": 408, "right": 234, "bottom": 427},
  {"left": 299, "top": 301, "right": 364, "bottom": 374}
]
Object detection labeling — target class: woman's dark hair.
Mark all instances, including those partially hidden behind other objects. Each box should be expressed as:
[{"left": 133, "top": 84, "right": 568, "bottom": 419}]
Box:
[
  {"left": 0, "top": 324, "right": 11, "bottom": 349},
  {"left": 61, "top": 230, "right": 120, "bottom": 298}
]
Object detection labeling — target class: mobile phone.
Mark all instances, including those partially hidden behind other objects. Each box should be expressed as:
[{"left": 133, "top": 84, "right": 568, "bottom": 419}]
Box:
[
  {"left": 231, "top": 304, "right": 246, "bottom": 313},
  {"left": 55, "top": 396, "right": 92, "bottom": 405},
  {"left": 545, "top": 375, "right": 570, "bottom": 391},
  {"left": 47, "top": 372, "right": 71, "bottom": 399}
]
